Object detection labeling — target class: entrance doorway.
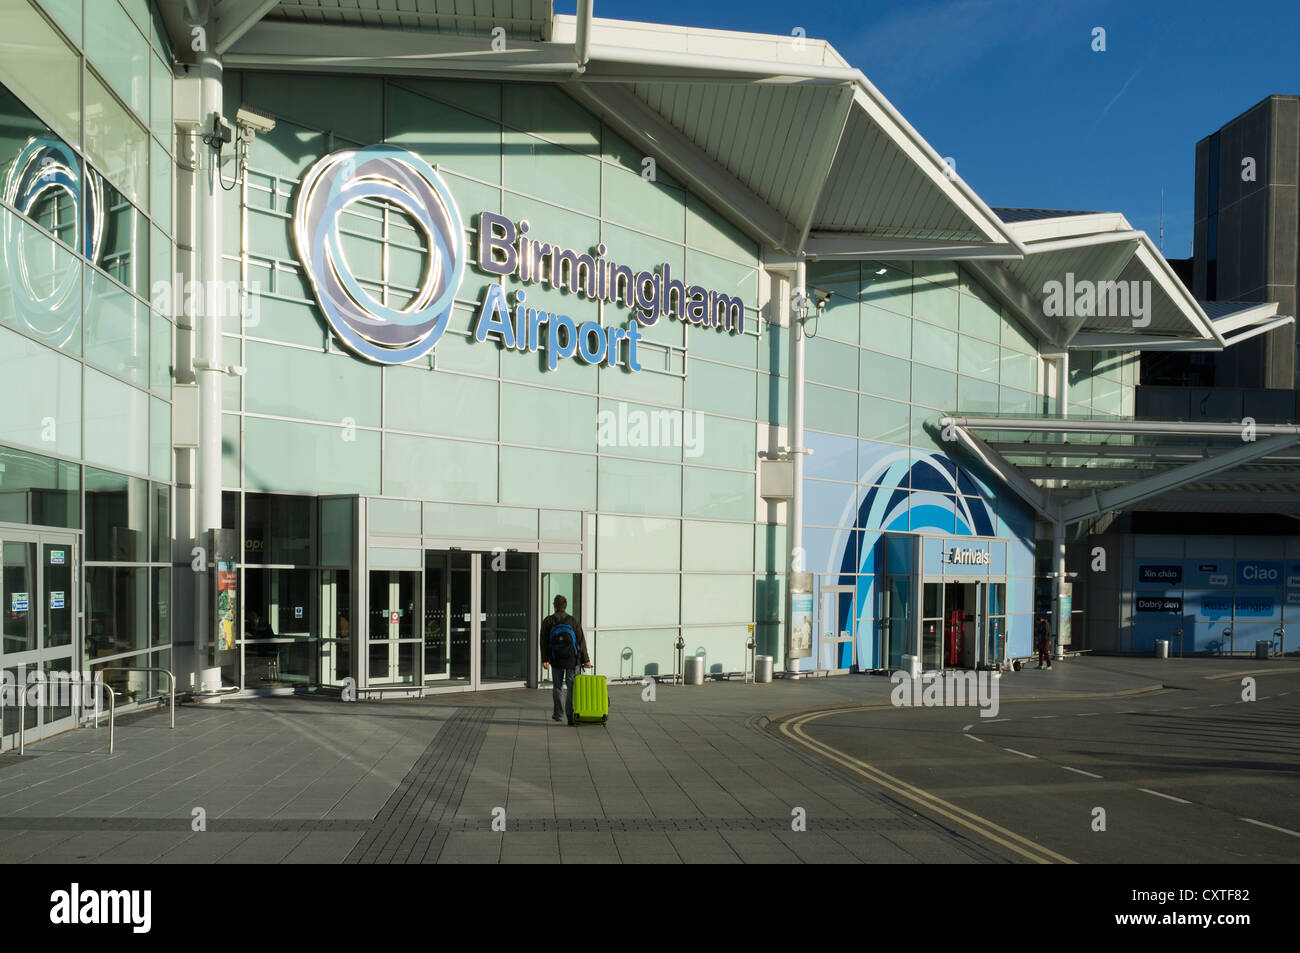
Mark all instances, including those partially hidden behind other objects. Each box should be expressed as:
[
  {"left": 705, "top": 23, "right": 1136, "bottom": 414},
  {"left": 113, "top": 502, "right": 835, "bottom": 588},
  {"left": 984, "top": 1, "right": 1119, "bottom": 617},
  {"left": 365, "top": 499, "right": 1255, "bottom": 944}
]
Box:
[
  {"left": 819, "top": 585, "right": 855, "bottom": 673},
  {"left": 361, "top": 549, "right": 535, "bottom": 692},
  {"left": 1, "top": 529, "right": 79, "bottom": 750},
  {"left": 420, "top": 549, "right": 533, "bottom": 690}
]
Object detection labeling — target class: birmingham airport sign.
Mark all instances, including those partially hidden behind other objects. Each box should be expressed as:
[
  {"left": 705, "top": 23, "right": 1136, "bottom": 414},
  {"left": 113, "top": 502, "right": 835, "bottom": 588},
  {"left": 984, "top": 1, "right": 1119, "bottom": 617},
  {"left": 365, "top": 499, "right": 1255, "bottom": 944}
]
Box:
[{"left": 294, "top": 145, "right": 747, "bottom": 369}]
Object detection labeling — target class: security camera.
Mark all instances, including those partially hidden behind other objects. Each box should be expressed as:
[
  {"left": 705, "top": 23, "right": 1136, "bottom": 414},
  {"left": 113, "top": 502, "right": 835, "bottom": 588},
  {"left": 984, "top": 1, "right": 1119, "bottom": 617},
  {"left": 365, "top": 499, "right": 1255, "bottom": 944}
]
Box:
[
  {"left": 236, "top": 106, "right": 276, "bottom": 136},
  {"left": 811, "top": 287, "right": 833, "bottom": 310}
]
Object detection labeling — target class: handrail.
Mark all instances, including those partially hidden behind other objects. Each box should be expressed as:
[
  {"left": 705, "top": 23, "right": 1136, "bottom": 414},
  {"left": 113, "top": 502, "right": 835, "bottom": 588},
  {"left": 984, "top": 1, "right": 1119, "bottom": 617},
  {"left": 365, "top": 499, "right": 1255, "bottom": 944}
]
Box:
[
  {"left": 90, "top": 665, "right": 175, "bottom": 731},
  {"left": 90, "top": 677, "right": 115, "bottom": 755},
  {"left": 12, "top": 674, "right": 113, "bottom": 756}
]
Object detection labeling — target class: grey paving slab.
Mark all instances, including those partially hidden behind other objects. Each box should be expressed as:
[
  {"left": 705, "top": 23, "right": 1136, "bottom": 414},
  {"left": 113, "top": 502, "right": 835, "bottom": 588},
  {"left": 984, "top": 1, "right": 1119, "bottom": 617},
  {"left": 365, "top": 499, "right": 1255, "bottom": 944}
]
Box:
[
  {"left": 282, "top": 831, "right": 364, "bottom": 864},
  {"left": 215, "top": 831, "right": 310, "bottom": 863},
  {"left": 156, "top": 833, "right": 251, "bottom": 864}
]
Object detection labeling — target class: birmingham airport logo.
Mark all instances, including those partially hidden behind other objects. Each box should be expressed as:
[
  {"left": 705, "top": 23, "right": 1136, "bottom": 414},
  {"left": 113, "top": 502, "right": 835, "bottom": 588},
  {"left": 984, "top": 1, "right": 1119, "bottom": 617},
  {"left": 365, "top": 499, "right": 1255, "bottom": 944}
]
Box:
[
  {"left": 293, "top": 145, "right": 465, "bottom": 364},
  {"left": 3, "top": 137, "right": 103, "bottom": 348},
  {"left": 891, "top": 669, "right": 1000, "bottom": 718}
]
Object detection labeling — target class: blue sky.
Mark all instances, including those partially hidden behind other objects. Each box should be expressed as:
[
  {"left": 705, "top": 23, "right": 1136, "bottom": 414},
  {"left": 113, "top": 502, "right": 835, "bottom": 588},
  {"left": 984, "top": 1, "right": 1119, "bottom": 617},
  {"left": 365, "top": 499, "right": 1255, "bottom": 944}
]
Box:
[{"left": 556, "top": 0, "right": 1300, "bottom": 258}]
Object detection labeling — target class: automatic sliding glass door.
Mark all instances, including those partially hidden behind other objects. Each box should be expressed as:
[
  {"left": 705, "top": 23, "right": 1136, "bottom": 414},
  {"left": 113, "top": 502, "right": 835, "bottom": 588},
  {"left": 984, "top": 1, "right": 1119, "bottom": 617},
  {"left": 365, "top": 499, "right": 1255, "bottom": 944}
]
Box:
[
  {"left": 2, "top": 532, "right": 79, "bottom": 750},
  {"left": 367, "top": 570, "right": 420, "bottom": 686}
]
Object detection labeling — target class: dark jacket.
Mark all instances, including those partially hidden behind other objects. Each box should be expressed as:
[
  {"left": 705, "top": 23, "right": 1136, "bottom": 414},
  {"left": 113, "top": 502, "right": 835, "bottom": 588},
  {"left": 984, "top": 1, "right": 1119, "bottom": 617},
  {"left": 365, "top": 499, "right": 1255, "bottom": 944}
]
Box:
[{"left": 540, "top": 611, "right": 589, "bottom": 668}]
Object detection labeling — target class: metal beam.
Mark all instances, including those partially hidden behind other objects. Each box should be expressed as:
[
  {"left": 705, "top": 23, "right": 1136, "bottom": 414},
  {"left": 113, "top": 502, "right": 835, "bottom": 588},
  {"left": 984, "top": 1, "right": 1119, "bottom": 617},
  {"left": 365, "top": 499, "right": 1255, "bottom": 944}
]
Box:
[
  {"left": 950, "top": 416, "right": 1300, "bottom": 437},
  {"left": 949, "top": 425, "right": 1057, "bottom": 522},
  {"left": 804, "top": 235, "right": 1023, "bottom": 261},
  {"left": 966, "top": 259, "right": 1062, "bottom": 348},
  {"left": 791, "top": 88, "right": 856, "bottom": 252},
  {"left": 847, "top": 85, "right": 1022, "bottom": 251},
  {"left": 564, "top": 83, "right": 803, "bottom": 252},
  {"left": 1211, "top": 302, "right": 1280, "bottom": 334},
  {"left": 213, "top": 0, "right": 280, "bottom": 55},
  {"left": 1057, "top": 432, "right": 1300, "bottom": 524}
]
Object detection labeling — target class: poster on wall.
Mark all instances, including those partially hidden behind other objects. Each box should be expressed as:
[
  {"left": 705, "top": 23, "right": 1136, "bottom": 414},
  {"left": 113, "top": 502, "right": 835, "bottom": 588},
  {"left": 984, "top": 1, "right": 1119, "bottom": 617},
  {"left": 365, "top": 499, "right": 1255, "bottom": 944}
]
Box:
[
  {"left": 1058, "top": 582, "right": 1072, "bottom": 647},
  {"left": 217, "top": 561, "right": 238, "bottom": 651},
  {"left": 790, "top": 589, "right": 813, "bottom": 659}
]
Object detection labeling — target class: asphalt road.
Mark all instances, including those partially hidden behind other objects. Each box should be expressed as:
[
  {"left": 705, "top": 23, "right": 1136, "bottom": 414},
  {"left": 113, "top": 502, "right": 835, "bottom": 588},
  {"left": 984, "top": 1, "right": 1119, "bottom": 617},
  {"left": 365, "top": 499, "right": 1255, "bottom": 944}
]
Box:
[{"left": 779, "top": 664, "right": 1300, "bottom": 863}]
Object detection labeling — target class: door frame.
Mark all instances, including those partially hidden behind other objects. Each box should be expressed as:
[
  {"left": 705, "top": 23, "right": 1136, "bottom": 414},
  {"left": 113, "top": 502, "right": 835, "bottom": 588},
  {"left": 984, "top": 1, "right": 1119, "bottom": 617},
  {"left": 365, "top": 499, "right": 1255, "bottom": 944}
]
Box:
[
  {"left": 1, "top": 526, "right": 80, "bottom": 750},
  {"left": 818, "top": 584, "right": 855, "bottom": 674}
]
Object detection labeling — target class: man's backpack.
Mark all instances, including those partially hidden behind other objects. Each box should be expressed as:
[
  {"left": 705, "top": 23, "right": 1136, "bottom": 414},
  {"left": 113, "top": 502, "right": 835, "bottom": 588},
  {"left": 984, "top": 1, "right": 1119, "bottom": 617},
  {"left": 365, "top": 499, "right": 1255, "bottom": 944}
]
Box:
[{"left": 549, "top": 621, "right": 579, "bottom": 666}]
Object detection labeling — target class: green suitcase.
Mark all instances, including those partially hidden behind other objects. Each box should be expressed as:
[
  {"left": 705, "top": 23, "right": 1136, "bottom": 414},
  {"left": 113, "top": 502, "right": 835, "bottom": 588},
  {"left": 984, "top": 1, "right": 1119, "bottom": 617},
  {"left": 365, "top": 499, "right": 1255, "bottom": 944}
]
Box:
[{"left": 572, "top": 673, "right": 609, "bottom": 724}]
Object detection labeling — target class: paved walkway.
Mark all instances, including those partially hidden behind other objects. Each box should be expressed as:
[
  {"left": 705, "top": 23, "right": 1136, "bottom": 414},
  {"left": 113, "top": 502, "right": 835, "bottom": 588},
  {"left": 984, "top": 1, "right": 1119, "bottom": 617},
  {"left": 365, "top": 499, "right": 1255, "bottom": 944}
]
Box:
[{"left": 0, "top": 659, "right": 1191, "bottom": 863}]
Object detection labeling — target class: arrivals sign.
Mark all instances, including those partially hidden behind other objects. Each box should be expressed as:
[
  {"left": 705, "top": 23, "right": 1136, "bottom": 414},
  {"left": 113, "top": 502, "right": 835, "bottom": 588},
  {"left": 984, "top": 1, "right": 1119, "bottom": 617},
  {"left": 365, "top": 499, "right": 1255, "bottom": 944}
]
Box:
[{"left": 295, "top": 146, "right": 746, "bottom": 369}]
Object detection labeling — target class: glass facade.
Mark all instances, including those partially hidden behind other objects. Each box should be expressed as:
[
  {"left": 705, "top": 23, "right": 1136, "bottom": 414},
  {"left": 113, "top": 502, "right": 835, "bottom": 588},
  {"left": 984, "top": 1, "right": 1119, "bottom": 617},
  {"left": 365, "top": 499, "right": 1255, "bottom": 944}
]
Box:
[
  {"left": 4, "top": 0, "right": 1189, "bottom": 729},
  {"left": 0, "top": 0, "right": 173, "bottom": 747}
]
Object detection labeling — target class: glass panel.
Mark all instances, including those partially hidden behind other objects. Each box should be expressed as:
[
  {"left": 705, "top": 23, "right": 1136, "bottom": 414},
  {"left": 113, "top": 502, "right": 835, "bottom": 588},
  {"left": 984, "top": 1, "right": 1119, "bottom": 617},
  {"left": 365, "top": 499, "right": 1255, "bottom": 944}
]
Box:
[
  {"left": 384, "top": 364, "right": 499, "bottom": 441},
  {"left": 499, "top": 445, "right": 594, "bottom": 509},
  {"left": 151, "top": 482, "right": 170, "bottom": 561},
  {"left": 0, "top": 324, "right": 84, "bottom": 459},
  {"left": 502, "top": 129, "right": 599, "bottom": 215},
  {"left": 681, "top": 467, "right": 752, "bottom": 521},
  {"left": 367, "top": 569, "right": 419, "bottom": 686},
  {"left": 84, "top": 69, "right": 149, "bottom": 209},
  {"left": 150, "top": 52, "right": 172, "bottom": 145},
  {"left": 321, "top": 568, "right": 352, "bottom": 686},
  {"left": 84, "top": 368, "right": 149, "bottom": 475},
  {"left": 151, "top": 566, "right": 169, "bottom": 646},
  {"left": 244, "top": 566, "right": 316, "bottom": 686},
  {"left": 0, "top": 445, "right": 79, "bottom": 529},
  {"left": 500, "top": 383, "right": 596, "bottom": 453},
  {"left": 422, "top": 551, "right": 470, "bottom": 685},
  {"left": 86, "top": 0, "right": 149, "bottom": 121},
  {"left": 2, "top": 541, "right": 37, "bottom": 654},
  {"left": 596, "top": 515, "right": 679, "bottom": 571},
  {"left": 0, "top": 205, "right": 83, "bottom": 354},
  {"left": 597, "top": 572, "right": 678, "bottom": 628},
  {"left": 244, "top": 494, "right": 315, "bottom": 565},
  {"left": 95, "top": 653, "right": 151, "bottom": 702},
  {"left": 681, "top": 574, "right": 750, "bottom": 625},
  {"left": 0, "top": 2, "right": 80, "bottom": 146},
  {"left": 42, "top": 542, "right": 72, "bottom": 649},
  {"left": 85, "top": 566, "right": 147, "bottom": 658},
  {"left": 386, "top": 83, "right": 500, "bottom": 184},
  {"left": 85, "top": 467, "right": 147, "bottom": 561},
  {"left": 43, "top": 655, "right": 73, "bottom": 724},
  {"left": 245, "top": 341, "right": 381, "bottom": 426},
  {"left": 598, "top": 457, "right": 681, "bottom": 516},
  {"left": 384, "top": 432, "right": 493, "bottom": 502},
  {"left": 320, "top": 497, "right": 354, "bottom": 566},
  {"left": 481, "top": 550, "right": 529, "bottom": 683}
]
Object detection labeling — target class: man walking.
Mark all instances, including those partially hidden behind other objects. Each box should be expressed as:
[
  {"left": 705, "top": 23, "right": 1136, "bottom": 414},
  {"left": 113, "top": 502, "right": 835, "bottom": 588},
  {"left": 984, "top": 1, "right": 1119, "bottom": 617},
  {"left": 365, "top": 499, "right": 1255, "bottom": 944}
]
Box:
[
  {"left": 1035, "top": 615, "right": 1054, "bottom": 670},
  {"left": 540, "top": 594, "right": 590, "bottom": 724}
]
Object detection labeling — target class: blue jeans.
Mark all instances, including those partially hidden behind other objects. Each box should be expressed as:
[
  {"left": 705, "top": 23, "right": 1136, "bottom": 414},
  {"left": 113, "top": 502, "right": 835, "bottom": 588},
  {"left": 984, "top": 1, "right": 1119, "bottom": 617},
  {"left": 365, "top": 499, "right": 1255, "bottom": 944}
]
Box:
[{"left": 552, "top": 666, "right": 577, "bottom": 721}]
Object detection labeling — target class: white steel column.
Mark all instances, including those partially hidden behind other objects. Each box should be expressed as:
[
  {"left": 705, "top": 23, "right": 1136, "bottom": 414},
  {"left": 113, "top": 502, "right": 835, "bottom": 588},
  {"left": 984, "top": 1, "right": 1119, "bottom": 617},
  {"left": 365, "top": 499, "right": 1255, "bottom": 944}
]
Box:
[
  {"left": 1052, "top": 518, "right": 1065, "bottom": 658},
  {"left": 788, "top": 260, "right": 807, "bottom": 667},
  {"left": 195, "top": 24, "right": 224, "bottom": 669}
]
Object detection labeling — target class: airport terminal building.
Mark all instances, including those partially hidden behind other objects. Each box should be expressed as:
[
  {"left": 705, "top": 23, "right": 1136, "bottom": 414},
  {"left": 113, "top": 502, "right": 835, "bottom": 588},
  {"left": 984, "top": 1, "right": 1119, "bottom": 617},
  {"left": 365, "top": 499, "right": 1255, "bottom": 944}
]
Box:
[{"left": 2, "top": 0, "right": 1296, "bottom": 747}]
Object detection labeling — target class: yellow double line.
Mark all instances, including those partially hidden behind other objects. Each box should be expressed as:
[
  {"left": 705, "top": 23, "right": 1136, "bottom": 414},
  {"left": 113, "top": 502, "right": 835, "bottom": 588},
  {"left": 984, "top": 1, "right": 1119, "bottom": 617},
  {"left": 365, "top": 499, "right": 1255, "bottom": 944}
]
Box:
[{"left": 778, "top": 706, "right": 1075, "bottom": 864}]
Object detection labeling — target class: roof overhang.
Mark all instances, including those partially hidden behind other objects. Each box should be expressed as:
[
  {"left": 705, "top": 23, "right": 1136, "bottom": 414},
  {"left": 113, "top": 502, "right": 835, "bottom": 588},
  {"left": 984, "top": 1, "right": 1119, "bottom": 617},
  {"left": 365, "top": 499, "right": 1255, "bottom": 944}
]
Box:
[
  {"left": 945, "top": 414, "right": 1300, "bottom": 525},
  {"left": 160, "top": 2, "right": 1024, "bottom": 259},
  {"left": 966, "top": 210, "right": 1224, "bottom": 351}
]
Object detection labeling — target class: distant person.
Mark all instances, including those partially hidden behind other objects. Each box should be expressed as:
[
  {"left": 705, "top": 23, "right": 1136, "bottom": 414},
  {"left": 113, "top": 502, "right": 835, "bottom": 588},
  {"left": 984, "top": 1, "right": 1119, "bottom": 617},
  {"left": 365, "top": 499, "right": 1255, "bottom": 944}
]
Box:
[
  {"left": 1035, "top": 616, "right": 1054, "bottom": 670},
  {"left": 540, "top": 595, "right": 590, "bottom": 725}
]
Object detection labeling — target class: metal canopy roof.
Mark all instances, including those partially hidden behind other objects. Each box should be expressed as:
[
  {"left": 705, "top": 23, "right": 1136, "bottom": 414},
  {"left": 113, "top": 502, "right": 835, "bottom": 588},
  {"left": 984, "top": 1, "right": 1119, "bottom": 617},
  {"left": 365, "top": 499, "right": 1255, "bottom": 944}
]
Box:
[
  {"left": 160, "top": 1, "right": 1024, "bottom": 259},
  {"left": 967, "top": 209, "right": 1233, "bottom": 353},
  {"left": 153, "top": 3, "right": 1282, "bottom": 356},
  {"left": 947, "top": 414, "right": 1300, "bottom": 525},
  {"left": 266, "top": 0, "right": 554, "bottom": 39}
]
